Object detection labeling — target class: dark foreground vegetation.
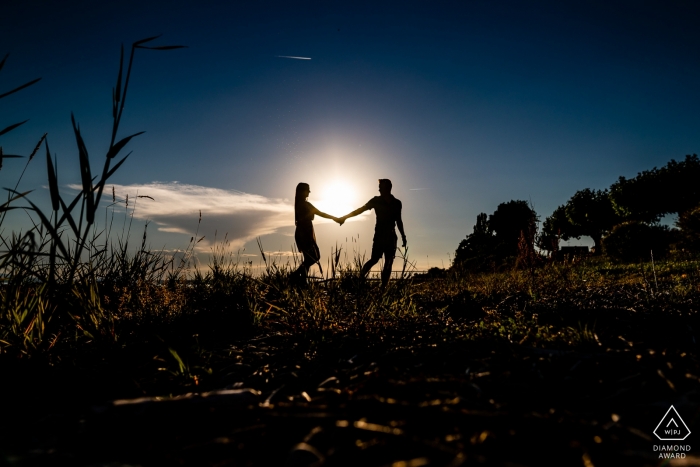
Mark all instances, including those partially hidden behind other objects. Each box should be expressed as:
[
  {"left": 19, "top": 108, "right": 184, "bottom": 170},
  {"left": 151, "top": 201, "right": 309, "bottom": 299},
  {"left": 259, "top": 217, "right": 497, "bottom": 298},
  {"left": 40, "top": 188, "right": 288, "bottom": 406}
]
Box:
[
  {"left": 2, "top": 255, "right": 700, "bottom": 466},
  {"left": 2, "top": 39, "right": 700, "bottom": 466}
]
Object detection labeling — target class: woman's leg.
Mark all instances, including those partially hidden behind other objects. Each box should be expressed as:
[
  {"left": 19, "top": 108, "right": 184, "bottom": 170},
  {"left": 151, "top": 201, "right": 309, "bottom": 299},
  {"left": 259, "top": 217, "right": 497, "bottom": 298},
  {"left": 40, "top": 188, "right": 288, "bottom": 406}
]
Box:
[
  {"left": 292, "top": 262, "right": 306, "bottom": 282},
  {"left": 304, "top": 243, "right": 320, "bottom": 274},
  {"left": 291, "top": 245, "right": 306, "bottom": 283},
  {"left": 293, "top": 248, "right": 319, "bottom": 284}
]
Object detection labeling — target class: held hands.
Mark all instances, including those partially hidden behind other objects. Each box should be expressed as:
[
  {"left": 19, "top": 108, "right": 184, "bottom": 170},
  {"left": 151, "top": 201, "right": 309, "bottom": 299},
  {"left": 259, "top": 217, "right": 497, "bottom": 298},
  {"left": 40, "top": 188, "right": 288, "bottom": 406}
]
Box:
[
  {"left": 333, "top": 216, "right": 346, "bottom": 226},
  {"left": 401, "top": 235, "right": 407, "bottom": 248}
]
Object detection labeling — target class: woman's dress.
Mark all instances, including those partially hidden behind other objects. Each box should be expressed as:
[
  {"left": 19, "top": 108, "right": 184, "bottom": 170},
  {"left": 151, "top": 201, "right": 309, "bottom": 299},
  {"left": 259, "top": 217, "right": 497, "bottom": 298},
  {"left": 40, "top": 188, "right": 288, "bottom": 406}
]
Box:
[{"left": 295, "top": 201, "right": 320, "bottom": 264}]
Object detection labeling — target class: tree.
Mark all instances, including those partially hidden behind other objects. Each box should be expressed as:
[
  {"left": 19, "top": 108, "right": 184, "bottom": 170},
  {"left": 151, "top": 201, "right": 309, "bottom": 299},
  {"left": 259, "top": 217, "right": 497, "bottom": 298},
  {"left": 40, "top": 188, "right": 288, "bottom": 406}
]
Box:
[
  {"left": 488, "top": 200, "right": 538, "bottom": 258},
  {"left": 539, "top": 189, "right": 621, "bottom": 255},
  {"left": 453, "top": 200, "right": 538, "bottom": 271},
  {"left": 602, "top": 221, "right": 675, "bottom": 262},
  {"left": 676, "top": 206, "right": 700, "bottom": 252},
  {"left": 564, "top": 189, "right": 621, "bottom": 254},
  {"left": 454, "top": 212, "right": 493, "bottom": 265},
  {"left": 537, "top": 205, "right": 579, "bottom": 252},
  {"left": 610, "top": 154, "right": 700, "bottom": 222}
]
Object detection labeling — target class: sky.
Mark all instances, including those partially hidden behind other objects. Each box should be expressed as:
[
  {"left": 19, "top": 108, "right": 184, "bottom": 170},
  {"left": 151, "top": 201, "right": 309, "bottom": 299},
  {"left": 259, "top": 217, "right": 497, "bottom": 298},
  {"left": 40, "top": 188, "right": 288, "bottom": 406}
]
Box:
[{"left": 2, "top": 0, "right": 700, "bottom": 271}]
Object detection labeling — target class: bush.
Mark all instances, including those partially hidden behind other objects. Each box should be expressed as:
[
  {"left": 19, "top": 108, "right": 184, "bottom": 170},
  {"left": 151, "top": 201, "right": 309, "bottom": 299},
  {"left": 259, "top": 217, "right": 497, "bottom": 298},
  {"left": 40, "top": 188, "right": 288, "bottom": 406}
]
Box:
[
  {"left": 677, "top": 206, "right": 700, "bottom": 252},
  {"left": 602, "top": 221, "right": 675, "bottom": 262}
]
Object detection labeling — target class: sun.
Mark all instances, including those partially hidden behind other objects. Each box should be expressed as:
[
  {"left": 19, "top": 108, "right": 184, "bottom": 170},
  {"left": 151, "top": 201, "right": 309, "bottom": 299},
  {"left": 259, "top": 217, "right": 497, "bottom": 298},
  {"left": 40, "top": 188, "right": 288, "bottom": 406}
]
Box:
[{"left": 315, "top": 180, "right": 358, "bottom": 218}]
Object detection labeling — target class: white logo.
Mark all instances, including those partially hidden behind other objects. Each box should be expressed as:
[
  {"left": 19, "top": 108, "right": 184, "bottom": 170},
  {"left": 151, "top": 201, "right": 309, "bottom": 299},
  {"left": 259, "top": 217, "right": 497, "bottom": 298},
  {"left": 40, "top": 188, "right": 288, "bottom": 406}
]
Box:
[{"left": 654, "top": 406, "right": 691, "bottom": 441}]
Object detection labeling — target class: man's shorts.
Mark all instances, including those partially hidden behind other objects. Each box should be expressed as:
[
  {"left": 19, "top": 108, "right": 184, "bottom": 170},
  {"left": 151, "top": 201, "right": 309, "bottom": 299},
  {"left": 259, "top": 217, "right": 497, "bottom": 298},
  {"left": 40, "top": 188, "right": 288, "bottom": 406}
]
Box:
[{"left": 371, "top": 233, "right": 397, "bottom": 261}]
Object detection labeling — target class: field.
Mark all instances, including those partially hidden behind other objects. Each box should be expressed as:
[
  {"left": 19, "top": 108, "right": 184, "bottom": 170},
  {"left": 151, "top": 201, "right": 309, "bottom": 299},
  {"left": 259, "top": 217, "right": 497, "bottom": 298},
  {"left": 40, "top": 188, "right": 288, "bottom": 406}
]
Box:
[
  {"left": 2, "top": 253, "right": 699, "bottom": 466},
  {"left": 2, "top": 37, "right": 699, "bottom": 467}
]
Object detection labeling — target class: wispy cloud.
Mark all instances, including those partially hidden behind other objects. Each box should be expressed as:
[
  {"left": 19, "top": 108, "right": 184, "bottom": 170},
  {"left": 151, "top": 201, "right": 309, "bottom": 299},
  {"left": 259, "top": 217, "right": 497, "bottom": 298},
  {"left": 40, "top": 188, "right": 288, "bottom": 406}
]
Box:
[
  {"left": 276, "top": 55, "right": 312, "bottom": 60},
  {"left": 70, "top": 182, "right": 294, "bottom": 250}
]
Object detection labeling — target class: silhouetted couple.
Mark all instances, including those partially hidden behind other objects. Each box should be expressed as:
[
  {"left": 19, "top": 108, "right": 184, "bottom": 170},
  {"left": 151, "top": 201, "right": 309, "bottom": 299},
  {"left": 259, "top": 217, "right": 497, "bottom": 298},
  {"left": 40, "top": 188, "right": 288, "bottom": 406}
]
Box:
[{"left": 292, "top": 179, "right": 407, "bottom": 288}]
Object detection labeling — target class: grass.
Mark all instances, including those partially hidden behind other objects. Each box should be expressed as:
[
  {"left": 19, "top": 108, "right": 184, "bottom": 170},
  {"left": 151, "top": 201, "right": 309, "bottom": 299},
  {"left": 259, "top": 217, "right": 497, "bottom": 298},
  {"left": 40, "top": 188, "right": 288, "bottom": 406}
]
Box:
[
  {"left": 7, "top": 240, "right": 699, "bottom": 358},
  {"left": 2, "top": 253, "right": 699, "bottom": 466},
  {"left": 1, "top": 40, "right": 700, "bottom": 466}
]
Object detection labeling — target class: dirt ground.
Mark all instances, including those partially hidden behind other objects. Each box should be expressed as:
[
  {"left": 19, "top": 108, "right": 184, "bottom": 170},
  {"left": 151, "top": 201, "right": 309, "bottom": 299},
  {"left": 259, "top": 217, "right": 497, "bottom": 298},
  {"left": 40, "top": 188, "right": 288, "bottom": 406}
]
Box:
[{"left": 3, "top": 321, "right": 699, "bottom": 467}]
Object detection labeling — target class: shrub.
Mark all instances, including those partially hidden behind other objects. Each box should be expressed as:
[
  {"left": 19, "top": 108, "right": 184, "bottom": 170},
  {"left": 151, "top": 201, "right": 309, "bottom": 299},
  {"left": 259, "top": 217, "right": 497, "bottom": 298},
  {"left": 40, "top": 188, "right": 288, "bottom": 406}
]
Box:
[
  {"left": 602, "top": 221, "right": 675, "bottom": 262},
  {"left": 676, "top": 206, "right": 700, "bottom": 252},
  {"left": 454, "top": 201, "right": 538, "bottom": 272}
]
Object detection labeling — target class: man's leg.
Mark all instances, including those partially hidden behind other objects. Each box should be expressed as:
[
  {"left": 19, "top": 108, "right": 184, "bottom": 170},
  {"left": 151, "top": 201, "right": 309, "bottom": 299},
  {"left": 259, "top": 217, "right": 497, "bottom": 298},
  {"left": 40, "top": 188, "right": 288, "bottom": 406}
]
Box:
[
  {"left": 380, "top": 242, "right": 396, "bottom": 288},
  {"left": 361, "top": 242, "right": 383, "bottom": 278}
]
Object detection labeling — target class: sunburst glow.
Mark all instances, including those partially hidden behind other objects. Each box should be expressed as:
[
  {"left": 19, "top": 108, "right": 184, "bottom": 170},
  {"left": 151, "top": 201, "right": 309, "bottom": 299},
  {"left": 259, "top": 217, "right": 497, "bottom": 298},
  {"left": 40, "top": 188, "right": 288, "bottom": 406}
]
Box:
[{"left": 314, "top": 180, "right": 359, "bottom": 218}]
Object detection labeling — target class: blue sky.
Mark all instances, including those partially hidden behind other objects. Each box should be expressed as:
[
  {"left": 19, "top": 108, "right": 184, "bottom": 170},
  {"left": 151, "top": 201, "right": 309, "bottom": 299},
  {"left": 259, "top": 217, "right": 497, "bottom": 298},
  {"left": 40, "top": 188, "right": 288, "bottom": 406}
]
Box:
[{"left": 2, "top": 1, "right": 700, "bottom": 270}]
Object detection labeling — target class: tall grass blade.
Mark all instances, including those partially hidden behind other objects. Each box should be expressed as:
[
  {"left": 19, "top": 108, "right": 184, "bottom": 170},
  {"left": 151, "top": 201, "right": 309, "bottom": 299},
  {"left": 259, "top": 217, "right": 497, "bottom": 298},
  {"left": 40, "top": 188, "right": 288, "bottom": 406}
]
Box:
[
  {"left": 0, "top": 120, "right": 29, "bottom": 137},
  {"left": 27, "top": 133, "right": 46, "bottom": 162},
  {"left": 106, "top": 132, "right": 144, "bottom": 159},
  {"left": 57, "top": 192, "right": 82, "bottom": 235},
  {"left": 105, "top": 152, "right": 131, "bottom": 179},
  {"left": 45, "top": 139, "right": 59, "bottom": 212},
  {"left": 0, "top": 78, "right": 41, "bottom": 100},
  {"left": 0, "top": 190, "right": 32, "bottom": 212},
  {"left": 3, "top": 134, "right": 48, "bottom": 217},
  {"left": 133, "top": 34, "right": 163, "bottom": 46},
  {"left": 256, "top": 237, "right": 267, "bottom": 265},
  {"left": 92, "top": 151, "right": 128, "bottom": 232},
  {"left": 113, "top": 45, "right": 124, "bottom": 120},
  {"left": 5, "top": 190, "right": 70, "bottom": 259},
  {"left": 71, "top": 113, "right": 95, "bottom": 224},
  {"left": 0, "top": 147, "right": 21, "bottom": 171},
  {"left": 0, "top": 205, "right": 22, "bottom": 215}
]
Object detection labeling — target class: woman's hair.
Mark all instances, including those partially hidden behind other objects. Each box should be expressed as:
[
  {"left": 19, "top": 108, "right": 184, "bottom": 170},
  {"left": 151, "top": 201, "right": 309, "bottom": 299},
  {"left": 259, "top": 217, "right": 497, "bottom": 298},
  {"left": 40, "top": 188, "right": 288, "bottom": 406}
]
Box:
[{"left": 294, "top": 183, "right": 310, "bottom": 223}]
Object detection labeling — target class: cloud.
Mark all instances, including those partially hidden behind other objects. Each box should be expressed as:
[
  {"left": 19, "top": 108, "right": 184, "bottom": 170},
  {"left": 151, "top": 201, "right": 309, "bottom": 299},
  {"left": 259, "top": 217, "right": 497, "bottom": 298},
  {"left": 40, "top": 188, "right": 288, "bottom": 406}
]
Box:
[{"left": 72, "top": 182, "right": 295, "bottom": 250}]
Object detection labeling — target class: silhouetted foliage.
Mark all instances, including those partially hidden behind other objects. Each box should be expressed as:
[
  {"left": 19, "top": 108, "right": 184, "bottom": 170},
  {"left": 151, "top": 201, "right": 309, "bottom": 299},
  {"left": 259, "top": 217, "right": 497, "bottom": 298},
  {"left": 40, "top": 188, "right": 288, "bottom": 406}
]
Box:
[
  {"left": 609, "top": 154, "right": 700, "bottom": 223},
  {"left": 676, "top": 206, "right": 700, "bottom": 252},
  {"left": 489, "top": 200, "right": 538, "bottom": 257},
  {"left": 454, "top": 201, "right": 538, "bottom": 271},
  {"left": 602, "top": 221, "right": 676, "bottom": 262},
  {"left": 0, "top": 38, "right": 186, "bottom": 353},
  {"left": 537, "top": 205, "right": 579, "bottom": 252},
  {"left": 539, "top": 190, "right": 620, "bottom": 255},
  {"left": 414, "top": 267, "right": 448, "bottom": 279},
  {"left": 565, "top": 189, "right": 621, "bottom": 254},
  {"left": 454, "top": 213, "right": 494, "bottom": 267}
]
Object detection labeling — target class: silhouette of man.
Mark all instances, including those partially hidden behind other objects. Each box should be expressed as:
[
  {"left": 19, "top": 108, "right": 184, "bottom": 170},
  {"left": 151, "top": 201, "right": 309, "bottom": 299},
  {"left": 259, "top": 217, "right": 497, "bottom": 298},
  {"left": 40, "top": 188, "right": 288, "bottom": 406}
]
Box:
[{"left": 340, "top": 179, "right": 407, "bottom": 287}]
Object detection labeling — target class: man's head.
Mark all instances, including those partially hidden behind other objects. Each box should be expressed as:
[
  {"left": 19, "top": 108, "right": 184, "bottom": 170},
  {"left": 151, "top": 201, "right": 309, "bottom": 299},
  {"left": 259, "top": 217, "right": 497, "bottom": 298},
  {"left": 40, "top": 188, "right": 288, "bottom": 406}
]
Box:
[{"left": 378, "top": 179, "right": 392, "bottom": 195}]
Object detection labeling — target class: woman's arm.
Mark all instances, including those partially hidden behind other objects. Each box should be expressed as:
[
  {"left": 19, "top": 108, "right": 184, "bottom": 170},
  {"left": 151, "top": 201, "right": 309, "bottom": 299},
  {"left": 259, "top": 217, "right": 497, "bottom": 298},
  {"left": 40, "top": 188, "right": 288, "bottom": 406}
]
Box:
[
  {"left": 315, "top": 210, "right": 337, "bottom": 220},
  {"left": 310, "top": 205, "right": 340, "bottom": 222}
]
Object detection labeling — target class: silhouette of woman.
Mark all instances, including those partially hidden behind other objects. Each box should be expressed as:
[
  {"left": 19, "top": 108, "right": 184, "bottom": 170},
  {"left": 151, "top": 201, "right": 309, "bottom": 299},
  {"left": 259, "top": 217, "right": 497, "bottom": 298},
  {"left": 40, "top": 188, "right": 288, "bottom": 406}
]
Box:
[{"left": 292, "top": 183, "right": 341, "bottom": 283}]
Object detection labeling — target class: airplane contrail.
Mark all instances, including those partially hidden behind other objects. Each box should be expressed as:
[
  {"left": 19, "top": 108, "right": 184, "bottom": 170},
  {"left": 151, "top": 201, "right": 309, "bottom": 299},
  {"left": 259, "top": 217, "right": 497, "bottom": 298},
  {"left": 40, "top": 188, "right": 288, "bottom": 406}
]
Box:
[{"left": 276, "top": 55, "right": 311, "bottom": 60}]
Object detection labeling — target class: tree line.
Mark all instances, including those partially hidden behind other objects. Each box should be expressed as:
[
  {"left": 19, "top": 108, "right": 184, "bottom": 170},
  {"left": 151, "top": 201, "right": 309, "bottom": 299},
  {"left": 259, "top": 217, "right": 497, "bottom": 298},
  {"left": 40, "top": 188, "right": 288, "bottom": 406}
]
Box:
[{"left": 454, "top": 154, "right": 700, "bottom": 270}]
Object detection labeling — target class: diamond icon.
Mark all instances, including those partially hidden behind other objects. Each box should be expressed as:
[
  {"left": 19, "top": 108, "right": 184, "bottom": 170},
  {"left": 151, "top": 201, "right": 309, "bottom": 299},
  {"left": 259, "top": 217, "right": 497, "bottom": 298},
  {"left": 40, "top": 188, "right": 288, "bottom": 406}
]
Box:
[{"left": 654, "top": 406, "right": 691, "bottom": 441}]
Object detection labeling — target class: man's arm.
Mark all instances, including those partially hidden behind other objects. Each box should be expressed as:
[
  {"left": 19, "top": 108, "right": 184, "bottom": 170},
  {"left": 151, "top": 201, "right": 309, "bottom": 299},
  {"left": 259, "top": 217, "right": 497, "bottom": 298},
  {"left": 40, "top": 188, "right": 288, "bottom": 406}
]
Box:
[
  {"left": 340, "top": 203, "right": 371, "bottom": 223},
  {"left": 397, "top": 203, "right": 407, "bottom": 248}
]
